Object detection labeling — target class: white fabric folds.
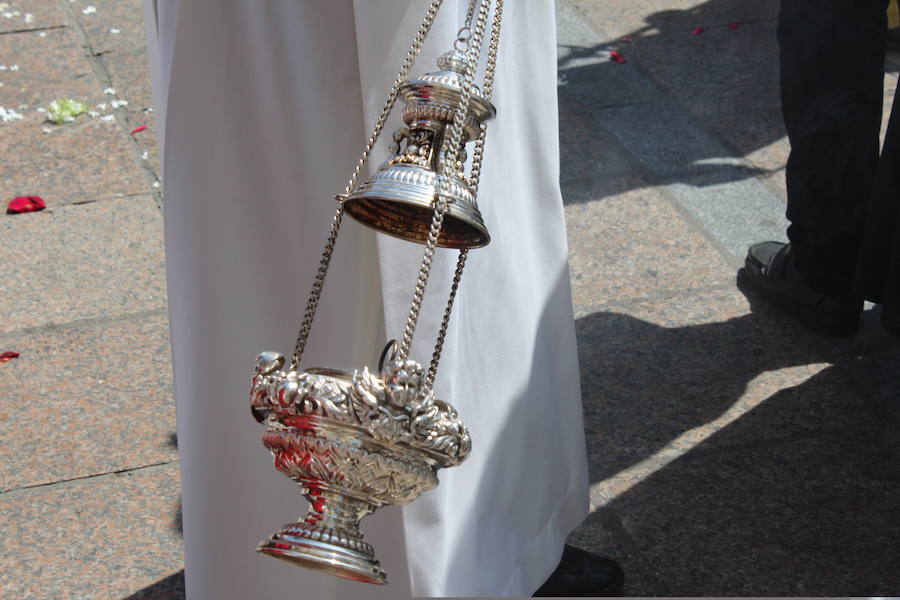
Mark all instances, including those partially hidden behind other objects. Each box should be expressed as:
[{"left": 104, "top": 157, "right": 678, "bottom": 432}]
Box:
[{"left": 145, "top": 1, "right": 588, "bottom": 597}]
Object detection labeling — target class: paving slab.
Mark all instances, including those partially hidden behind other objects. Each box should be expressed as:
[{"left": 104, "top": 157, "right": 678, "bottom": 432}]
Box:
[
  {"left": 0, "top": 309, "right": 175, "bottom": 491},
  {"left": 0, "top": 196, "right": 166, "bottom": 331},
  {"left": 558, "top": 91, "right": 637, "bottom": 182},
  {"left": 561, "top": 172, "right": 648, "bottom": 208},
  {"left": 556, "top": 0, "right": 604, "bottom": 48},
  {"left": 564, "top": 178, "right": 734, "bottom": 310},
  {"left": 586, "top": 362, "right": 884, "bottom": 500},
  {"left": 592, "top": 100, "right": 748, "bottom": 179},
  {"left": 757, "top": 168, "right": 787, "bottom": 204},
  {"left": 742, "top": 294, "right": 900, "bottom": 449},
  {"left": 559, "top": 54, "right": 667, "bottom": 111},
  {"left": 662, "top": 170, "right": 790, "bottom": 261},
  {"left": 0, "top": 26, "right": 100, "bottom": 109},
  {"left": 608, "top": 431, "right": 900, "bottom": 595},
  {"left": 568, "top": 0, "right": 779, "bottom": 42},
  {"left": 814, "top": 338, "right": 900, "bottom": 440},
  {"left": 70, "top": 0, "right": 148, "bottom": 55},
  {"left": 127, "top": 108, "right": 160, "bottom": 180},
  {"left": 0, "top": 0, "right": 66, "bottom": 34},
  {"left": 97, "top": 46, "right": 153, "bottom": 111},
  {"left": 573, "top": 288, "right": 868, "bottom": 480},
  {"left": 1, "top": 112, "right": 150, "bottom": 204},
  {"left": 557, "top": 0, "right": 666, "bottom": 109},
  {"left": 706, "top": 107, "right": 789, "bottom": 172},
  {"left": 0, "top": 463, "right": 183, "bottom": 600},
  {"left": 618, "top": 19, "right": 782, "bottom": 119},
  {"left": 123, "top": 571, "right": 185, "bottom": 600}
]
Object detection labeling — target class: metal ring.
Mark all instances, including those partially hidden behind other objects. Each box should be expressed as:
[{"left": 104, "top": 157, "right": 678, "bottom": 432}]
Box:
[{"left": 379, "top": 339, "right": 400, "bottom": 372}]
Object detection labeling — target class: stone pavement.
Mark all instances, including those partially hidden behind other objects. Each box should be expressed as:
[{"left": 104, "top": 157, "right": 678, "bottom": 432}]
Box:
[{"left": 0, "top": 0, "right": 897, "bottom": 598}]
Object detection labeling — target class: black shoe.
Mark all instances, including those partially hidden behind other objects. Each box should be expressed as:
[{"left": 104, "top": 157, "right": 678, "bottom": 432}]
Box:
[
  {"left": 534, "top": 545, "right": 624, "bottom": 597},
  {"left": 739, "top": 241, "right": 862, "bottom": 337}
]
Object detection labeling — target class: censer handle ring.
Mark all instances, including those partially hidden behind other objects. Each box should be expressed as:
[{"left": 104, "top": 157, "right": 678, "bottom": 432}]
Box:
[
  {"left": 379, "top": 339, "right": 400, "bottom": 373},
  {"left": 454, "top": 27, "right": 472, "bottom": 51}
]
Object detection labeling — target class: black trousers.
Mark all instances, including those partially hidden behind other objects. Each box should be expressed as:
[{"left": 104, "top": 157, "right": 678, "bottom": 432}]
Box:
[{"left": 779, "top": 0, "right": 888, "bottom": 296}]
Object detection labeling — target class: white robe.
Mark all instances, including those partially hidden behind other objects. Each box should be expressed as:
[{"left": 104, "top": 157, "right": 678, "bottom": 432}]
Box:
[{"left": 144, "top": 1, "right": 588, "bottom": 597}]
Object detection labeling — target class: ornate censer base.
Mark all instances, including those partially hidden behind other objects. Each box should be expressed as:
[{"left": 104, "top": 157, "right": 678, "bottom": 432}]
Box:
[
  {"left": 259, "top": 518, "right": 386, "bottom": 584},
  {"left": 250, "top": 345, "right": 470, "bottom": 585}
]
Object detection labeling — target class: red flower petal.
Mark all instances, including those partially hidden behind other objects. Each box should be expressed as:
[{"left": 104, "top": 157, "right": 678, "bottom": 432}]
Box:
[
  {"left": 609, "top": 51, "right": 626, "bottom": 64},
  {"left": 691, "top": 27, "right": 704, "bottom": 35},
  {"left": 6, "top": 196, "right": 46, "bottom": 214},
  {"left": 620, "top": 35, "right": 633, "bottom": 43},
  {"left": 0, "top": 351, "right": 20, "bottom": 363},
  {"left": 728, "top": 22, "right": 740, "bottom": 30},
  {"left": 130, "top": 125, "right": 147, "bottom": 135}
]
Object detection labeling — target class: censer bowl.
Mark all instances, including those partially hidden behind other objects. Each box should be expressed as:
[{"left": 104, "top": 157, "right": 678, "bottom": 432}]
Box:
[
  {"left": 257, "top": 416, "right": 440, "bottom": 584},
  {"left": 250, "top": 353, "right": 470, "bottom": 585}
]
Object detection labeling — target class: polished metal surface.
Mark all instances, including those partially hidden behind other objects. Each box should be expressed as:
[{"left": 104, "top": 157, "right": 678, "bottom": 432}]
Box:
[
  {"left": 253, "top": 0, "right": 503, "bottom": 586},
  {"left": 345, "top": 163, "right": 490, "bottom": 248},
  {"left": 343, "top": 47, "right": 497, "bottom": 249},
  {"left": 250, "top": 346, "right": 470, "bottom": 584}
]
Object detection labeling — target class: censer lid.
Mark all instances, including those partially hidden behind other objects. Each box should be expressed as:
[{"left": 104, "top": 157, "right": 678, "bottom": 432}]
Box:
[{"left": 399, "top": 49, "right": 496, "bottom": 128}]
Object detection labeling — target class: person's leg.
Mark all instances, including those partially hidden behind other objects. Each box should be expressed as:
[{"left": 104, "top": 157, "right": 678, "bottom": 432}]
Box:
[
  {"left": 778, "top": 0, "right": 887, "bottom": 295},
  {"left": 857, "top": 94, "right": 900, "bottom": 332},
  {"left": 741, "top": 0, "right": 887, "bottom": 336}
]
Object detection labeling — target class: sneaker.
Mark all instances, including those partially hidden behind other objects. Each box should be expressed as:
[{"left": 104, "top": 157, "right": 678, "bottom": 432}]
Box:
[{"left": 739, "top": 241, "right": 862, "bottom": 337}]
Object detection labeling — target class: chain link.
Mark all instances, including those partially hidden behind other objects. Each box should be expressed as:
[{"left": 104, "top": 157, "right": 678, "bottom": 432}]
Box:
[
  {"left": 463, "top": 0, "right": 479, "bottom": 30},
  {"left": 426, "top": 0, "right": 503, "bottom": 383},
  {"left": 290, "top": 203, "right": 344, "bottom": 368},
  {"left": 425, "top": 248, "right": 467, "bottom": 387},
  {"left": 290, "top": 0, "right": 445, "bottom": 369},
  {"left": 398, "top": 0, "right": 493, "bottom": 361},
  {"left": 466, "top": 0, "right": 503, "bottom": 196}
]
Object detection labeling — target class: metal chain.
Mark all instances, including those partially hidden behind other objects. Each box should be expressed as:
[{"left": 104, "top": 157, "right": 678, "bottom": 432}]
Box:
[
  {"left": 290, "top": 0, "right": 445, "bottom": 369},
  {"left": 425, "top": 248, "right": 467, "bottom": 387},
  {"left": 457, "top": 0, "right": 483, "bottom": 45},
  {"left": 426, "top": 0, "right": 504, "bottom": 384},
  {"left": 466, "top": 0, "right": 503, "bottom": 195},
  {"left": 463, "top": 0, "right": 478, "bottom": 30},
  {"left": 439, "top": 4, "right": 489, "bottom": 180},
  {"left": 343, "top": 0, "right": 445, "bottom": 197},
  {"left": 398, "top": 0, "right": 492, "bottom": 361}
]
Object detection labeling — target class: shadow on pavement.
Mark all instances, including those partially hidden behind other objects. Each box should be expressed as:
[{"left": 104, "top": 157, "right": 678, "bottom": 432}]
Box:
[
  {"left": 576, "top": 303, "right": 900, "bottom": 594},
  {"left": 557, "top": 0, "right": 900, "bottom": 198},
  {"left": 122, "top": 571, "right": 185, "bottom": 600}
]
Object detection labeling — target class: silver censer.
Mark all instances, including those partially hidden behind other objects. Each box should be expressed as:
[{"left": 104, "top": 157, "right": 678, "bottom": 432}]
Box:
[{"left": 249, "top": 0, "right": 504, "bottom": 586}]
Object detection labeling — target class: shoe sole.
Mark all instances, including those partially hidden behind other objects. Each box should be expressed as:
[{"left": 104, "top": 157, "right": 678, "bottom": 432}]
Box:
[{"left": 737, "top": 268, "right": 860, "bottom": 337}]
